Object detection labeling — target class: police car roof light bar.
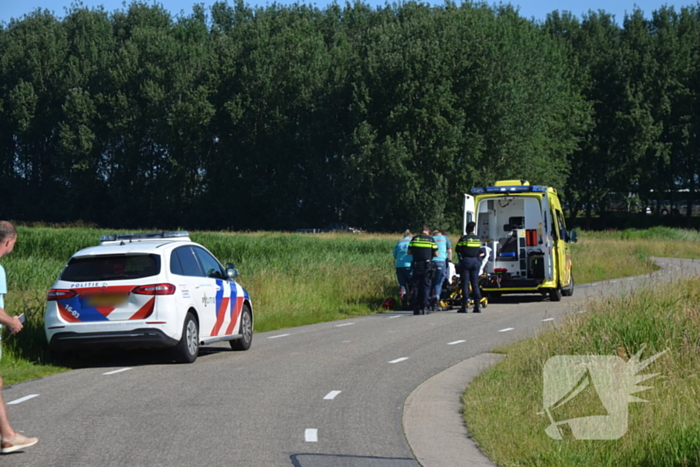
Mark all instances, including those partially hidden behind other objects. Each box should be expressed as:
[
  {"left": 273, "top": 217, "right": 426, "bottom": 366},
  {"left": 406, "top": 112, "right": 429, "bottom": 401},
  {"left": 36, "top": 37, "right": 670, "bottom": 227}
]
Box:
[{"left": 99, "top": 231, "right": 191, "bottom": 244}]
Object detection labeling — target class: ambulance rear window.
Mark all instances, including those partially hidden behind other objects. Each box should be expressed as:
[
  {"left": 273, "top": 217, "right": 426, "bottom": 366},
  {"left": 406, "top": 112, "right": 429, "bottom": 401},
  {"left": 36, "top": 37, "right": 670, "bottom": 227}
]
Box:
[{"left": 61, "top": 254, "right": 161, "bottom": 282}]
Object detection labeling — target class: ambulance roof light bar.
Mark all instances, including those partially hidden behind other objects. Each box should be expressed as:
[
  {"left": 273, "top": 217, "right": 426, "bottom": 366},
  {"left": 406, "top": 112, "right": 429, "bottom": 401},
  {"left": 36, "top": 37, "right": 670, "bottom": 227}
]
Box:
[
  {"left": 470, "top": 185, "right": 548, "bottom": 195},
  {"left": 99, "top": 231, "right": 191, "bottom": 245}
]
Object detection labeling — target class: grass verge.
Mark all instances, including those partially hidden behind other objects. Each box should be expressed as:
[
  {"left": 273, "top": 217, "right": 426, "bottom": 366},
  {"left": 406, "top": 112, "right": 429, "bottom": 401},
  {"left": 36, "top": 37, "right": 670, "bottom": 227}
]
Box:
[{"left": 463, "top": 277, "right": 700, "bottom": 466}]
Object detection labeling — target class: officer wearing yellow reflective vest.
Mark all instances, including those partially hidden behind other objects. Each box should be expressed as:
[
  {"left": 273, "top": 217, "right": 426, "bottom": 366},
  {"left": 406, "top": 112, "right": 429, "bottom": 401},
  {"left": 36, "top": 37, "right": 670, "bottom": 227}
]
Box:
[
  {"left": 408, "top": 226, "right": 438, "bottom": 315},
  {"left": 456, "top": 221, "right": 483, "bottom": 313}
]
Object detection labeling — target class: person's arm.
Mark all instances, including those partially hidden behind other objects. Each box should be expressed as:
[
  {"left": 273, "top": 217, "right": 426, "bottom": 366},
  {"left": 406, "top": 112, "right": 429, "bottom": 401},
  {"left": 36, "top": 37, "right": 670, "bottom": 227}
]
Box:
[
  {"left": 446, "top": 237, "right": 453, "bottom": 262},
  {"left": 0, "top": 307, "right": 22, "bottom": 334}
]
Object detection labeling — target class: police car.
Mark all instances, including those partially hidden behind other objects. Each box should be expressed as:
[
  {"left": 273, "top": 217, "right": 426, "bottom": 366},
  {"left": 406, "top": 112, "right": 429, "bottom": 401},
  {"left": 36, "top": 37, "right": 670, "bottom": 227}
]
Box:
[{"left": 44, "top": 231, "right": 253, "bottom": 363}]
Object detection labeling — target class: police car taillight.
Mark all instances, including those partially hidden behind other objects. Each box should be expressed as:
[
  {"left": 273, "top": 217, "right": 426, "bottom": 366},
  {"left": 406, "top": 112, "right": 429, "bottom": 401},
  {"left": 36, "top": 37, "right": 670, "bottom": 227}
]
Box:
[
  {"left": 47, "top": 289, "right": 78, "bottom": 301},
  {"left": 131, "top": 284, "right": 176, "bottom": 295}
]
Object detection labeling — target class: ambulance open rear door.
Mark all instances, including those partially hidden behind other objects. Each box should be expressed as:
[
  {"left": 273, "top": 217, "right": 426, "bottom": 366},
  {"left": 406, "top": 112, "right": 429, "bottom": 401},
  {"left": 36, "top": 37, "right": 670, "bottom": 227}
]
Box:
[{"left": 463, "top": 194, "right": 475, "bottom": 235}]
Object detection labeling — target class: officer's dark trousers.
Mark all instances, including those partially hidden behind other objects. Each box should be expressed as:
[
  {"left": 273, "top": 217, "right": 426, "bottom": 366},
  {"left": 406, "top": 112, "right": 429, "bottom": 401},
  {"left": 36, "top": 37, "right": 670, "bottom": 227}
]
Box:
[
  {"left": 460, "top": 257, "right": 481, "bottom": 307},
  {"left": 411, "top": 261, "right": 433, "bottom": 315}
]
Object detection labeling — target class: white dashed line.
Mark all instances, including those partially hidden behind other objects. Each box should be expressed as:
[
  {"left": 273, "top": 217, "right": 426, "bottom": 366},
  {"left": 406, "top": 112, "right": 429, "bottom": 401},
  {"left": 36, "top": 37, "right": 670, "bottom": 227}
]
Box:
[
  {"left": 498, "top": 328, "right": 514, "bottom": 333},
  {"left": 7, "top": 394, "right": 39, "bottom": 405},
  {"left": 336, "top": 323, "right": 355, "bottom": 327},
  {"left": 389, "top": 357, "right": 409, "bottom": 364},
  {"left": 305, "top": 429, "right": 318, "bottom": 442},
  {"left": 268, "top": 334, "right": 290, "bottom": 339},
  {"left": 103, "top": 368, "right": 132, "bottom": 375},
  {"left": 387, "top": 315, "right": 404, "bottom": 319},
  {"left": 324, "top": 391, "right": 342, "bottom": 400},
  {"left": 541, "top": 318, "right": 555, "bottom": 322},
  {"left": 448, "top": 340, "right": 466, "bottom": 345}
]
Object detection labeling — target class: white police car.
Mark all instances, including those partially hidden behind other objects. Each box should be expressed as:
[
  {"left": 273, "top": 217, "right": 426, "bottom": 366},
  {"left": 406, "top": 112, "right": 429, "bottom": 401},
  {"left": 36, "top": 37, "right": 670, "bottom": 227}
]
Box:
[{"left": 44, "top": 231, "right": 253, "bottom": 363}]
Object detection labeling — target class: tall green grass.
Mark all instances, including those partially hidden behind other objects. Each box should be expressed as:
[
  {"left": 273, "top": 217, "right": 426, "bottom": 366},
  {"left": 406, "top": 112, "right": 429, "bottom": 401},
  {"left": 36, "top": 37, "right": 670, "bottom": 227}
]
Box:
[
  {"left": 0, "top": 228, "right": 399, "bottom": 383},
  {"left": 463, "top": 278, "right": 700, "bottom": 466}
]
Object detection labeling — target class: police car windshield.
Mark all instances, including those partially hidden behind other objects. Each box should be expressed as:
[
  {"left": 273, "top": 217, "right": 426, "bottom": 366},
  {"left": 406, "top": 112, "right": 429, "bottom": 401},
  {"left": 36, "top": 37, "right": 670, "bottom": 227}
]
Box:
[{"left": 61, "top": 254, "right": 161, "bottom": 282}]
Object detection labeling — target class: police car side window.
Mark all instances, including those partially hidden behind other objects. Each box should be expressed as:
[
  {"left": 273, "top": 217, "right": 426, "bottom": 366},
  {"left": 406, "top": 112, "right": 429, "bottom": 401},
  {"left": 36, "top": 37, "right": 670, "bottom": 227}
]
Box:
[
  {"left": 193, "top": 247, "right": 225, "bottom": 279},
  {"left": 170, "top": 251, "right": 183, "bottom": 275},
  {"left": 173, "top": 247, "right": 205, "bottom": 277}
]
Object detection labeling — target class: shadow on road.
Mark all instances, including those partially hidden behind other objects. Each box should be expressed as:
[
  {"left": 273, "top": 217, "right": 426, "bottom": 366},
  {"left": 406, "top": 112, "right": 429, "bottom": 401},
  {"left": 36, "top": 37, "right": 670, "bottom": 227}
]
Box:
[
  {"left": 291, "top": 453, "right": 417, "bottom": 467},
  {"left": 53, "top": 344, "right": 234, "bottom": 369}
]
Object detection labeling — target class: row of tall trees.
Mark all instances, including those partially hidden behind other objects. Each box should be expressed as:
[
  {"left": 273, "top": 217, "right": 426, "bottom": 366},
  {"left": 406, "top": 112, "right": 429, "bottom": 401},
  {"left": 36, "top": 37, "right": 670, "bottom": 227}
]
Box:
[{"left": 0, "top": 1, "right": 697, "bottom": 231}]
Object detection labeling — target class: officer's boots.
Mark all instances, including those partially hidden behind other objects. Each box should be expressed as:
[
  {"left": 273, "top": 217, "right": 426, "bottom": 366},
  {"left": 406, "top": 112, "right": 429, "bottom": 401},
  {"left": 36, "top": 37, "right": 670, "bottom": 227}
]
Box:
[{"left": 473, "top": 301, "right": 481, "bottom": 313}]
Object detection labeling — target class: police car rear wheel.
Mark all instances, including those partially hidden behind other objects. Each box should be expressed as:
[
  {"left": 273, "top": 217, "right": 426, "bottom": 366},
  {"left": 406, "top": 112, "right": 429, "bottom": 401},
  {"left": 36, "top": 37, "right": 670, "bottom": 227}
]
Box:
[
  {"left": 173, "top": 312, "right": 199, "bottom": 363},
  {"left": 230, "top": 304, "right": 253, "bottom": 351}
]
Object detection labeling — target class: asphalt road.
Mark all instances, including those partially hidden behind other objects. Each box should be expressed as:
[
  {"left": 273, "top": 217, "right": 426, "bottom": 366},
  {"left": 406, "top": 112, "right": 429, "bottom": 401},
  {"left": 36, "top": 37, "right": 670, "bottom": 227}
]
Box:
[{"left": 3, "top": 258, "right": 698, "bottom": 467}]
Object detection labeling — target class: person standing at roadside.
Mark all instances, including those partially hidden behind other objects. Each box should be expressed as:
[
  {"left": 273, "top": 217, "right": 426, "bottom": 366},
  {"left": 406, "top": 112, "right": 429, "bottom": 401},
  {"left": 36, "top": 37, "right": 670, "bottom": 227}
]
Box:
[
  {"left": 455, "top": 221, "right": 483, "bottom": 314},
  {"left": 393, "top": 230, "right": 413, "bottom": 309},
  {"left": 0, "top": 221, "right": 39, "bottom": 453},
  {"left": 408, "top": 225, "right": 438, "bottom": 315},
  {"left": 430, "top": 229, "right": 452, "bottom": 311}
]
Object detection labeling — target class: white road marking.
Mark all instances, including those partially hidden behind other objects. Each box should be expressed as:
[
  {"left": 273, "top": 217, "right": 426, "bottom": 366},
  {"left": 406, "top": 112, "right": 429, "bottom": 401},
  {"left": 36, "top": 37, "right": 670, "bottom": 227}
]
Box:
[
  {"left": 305, "top": 429, "right": 318, "bottom": 442},
  {"left": 336, "top": 323, "right": 355, "bottom": 327},
  {"left": 389, "top": 357, "right": 409, "bottom": 364},
  {"left": 268, "top": 334, "right": 290, "bottom": 339},
  {"left": 324, "top": 391, "right": 342, "bottom": 400},
  {"left": 7, "top": 394, "right": 39, "bottom": 405},
  {"left": 447, "top": 340, "right": 466, "bottom": 345},
  {"left": 103, "top": 368, "right": 132, "bottom": 375},
  {"left": 498, "top": 328, "right": 514, "bottom": 333},
  {"left": 541, "top": 318, "right": 555, "bottom": 322},
  {"left": 387, "top": 315, "right": 404, "bottom": 319}
]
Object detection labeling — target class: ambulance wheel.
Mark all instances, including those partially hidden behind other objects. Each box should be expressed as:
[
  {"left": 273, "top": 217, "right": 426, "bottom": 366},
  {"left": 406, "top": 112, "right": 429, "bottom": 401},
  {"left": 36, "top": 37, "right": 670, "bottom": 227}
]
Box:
[
  {"left": 230, "top": 304, "right": 253, "bottom": 351},
  {"left": 173, "top": 312, "right": 199, "bottom": 363},
  {"left": 549, "top": 287, "right": 562, "bottom": 302},
  {"left": 562, "top": 275, "right": 575, "bottom": 297}
]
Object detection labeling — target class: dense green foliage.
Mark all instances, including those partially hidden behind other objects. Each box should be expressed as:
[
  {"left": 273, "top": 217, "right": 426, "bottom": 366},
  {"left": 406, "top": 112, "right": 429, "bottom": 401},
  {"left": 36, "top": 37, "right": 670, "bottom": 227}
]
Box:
[{"left": 0, "top": 2, "right": 698, "bottom": 230}]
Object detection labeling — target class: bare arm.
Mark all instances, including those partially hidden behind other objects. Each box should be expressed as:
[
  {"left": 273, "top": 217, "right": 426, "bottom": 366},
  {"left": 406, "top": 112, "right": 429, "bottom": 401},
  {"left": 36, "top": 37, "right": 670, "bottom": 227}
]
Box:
[{"left": 0, "top": 307, "right": 22, "bottom": 334}]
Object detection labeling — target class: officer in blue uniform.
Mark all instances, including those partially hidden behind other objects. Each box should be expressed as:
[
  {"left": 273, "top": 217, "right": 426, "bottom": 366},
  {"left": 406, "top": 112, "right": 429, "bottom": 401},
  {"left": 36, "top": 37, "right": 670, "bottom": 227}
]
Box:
[
  {"left": 408, "top": 225, "right": 438, "bottom": 315},
  {"left": 455, "top": 221, "right": 483, "bottom": 313},
  {"left": 430, "top": 229, "right": 452, "bottom": 311},
  {"left": 393, "top": 230, "right": 413, "bottom": 309}
]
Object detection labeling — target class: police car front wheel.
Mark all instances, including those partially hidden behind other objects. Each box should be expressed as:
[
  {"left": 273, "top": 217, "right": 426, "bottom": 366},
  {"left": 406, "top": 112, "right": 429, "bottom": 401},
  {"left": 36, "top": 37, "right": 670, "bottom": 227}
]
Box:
[{"left": 230, "top": 304, "right": 253, "bottom": 351}]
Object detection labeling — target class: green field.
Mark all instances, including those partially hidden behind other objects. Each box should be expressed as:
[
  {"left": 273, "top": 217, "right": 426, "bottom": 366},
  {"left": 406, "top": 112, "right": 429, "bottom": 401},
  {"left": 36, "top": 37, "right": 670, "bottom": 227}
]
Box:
[{"left": 463, "top": 227, "right": 700, "bottom": 467}]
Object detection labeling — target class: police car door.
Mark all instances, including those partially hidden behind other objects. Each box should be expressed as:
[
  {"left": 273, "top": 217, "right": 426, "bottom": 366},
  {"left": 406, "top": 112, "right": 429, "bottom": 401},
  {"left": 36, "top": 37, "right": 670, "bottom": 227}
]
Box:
[
  {"left": 192, "top": 246, "right": 238, "bottom": 339},
  {"left": 171, "top": 246, "right": 219, "bottom": 339}
]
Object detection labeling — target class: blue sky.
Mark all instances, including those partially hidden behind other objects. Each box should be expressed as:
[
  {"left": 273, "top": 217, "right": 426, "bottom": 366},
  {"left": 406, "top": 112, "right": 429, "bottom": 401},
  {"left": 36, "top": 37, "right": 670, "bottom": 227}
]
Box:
[{"left": 0, "top": 0, "right": 696, "bottom": 25}]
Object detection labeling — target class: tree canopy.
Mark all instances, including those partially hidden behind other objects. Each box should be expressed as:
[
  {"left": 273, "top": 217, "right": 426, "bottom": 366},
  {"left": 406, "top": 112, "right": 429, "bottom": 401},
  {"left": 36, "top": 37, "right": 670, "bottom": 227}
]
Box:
[{"left": 1, "top": 1, "right": 698, "bottom": 230}]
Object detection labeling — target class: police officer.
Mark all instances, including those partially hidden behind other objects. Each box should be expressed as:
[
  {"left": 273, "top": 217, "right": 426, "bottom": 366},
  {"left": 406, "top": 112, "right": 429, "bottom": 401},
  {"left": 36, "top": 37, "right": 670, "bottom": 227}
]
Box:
[
  {"left": 456, "top": 221, "right": 482, "bottom": 313},
  {"left": 408, "top": 225, "right": 438, "bottom": 315}
]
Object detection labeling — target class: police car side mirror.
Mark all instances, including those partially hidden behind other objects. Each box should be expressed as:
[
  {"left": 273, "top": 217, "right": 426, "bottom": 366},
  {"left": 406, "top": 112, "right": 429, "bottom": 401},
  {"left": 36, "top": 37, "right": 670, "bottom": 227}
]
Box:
[
  {"left": 226, "top": 263, "right": 239, "bottom": 279},
  {"left": 569, "top": 231, "right": 578, "bottom": 243}
]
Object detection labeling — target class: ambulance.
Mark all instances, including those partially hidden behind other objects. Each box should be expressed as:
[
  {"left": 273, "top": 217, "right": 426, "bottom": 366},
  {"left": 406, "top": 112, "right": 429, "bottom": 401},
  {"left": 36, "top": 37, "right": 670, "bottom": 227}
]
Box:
[{"left": 463, "top": 180, "right": 577, "bottom": 301}]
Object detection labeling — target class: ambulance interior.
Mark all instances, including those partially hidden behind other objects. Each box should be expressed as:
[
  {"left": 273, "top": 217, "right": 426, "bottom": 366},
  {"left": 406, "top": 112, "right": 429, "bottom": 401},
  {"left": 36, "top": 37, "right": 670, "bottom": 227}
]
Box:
[{"left": 476, "top": 196, "right": 547, "bottom": 282}]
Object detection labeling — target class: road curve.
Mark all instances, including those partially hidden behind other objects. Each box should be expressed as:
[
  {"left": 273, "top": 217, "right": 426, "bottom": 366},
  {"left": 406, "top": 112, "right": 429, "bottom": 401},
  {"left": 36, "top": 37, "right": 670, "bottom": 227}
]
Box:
[{"left": 3, "top": 258, "right": 698, "bottom": 467}]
